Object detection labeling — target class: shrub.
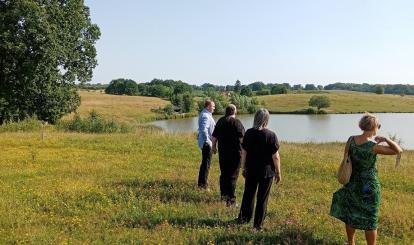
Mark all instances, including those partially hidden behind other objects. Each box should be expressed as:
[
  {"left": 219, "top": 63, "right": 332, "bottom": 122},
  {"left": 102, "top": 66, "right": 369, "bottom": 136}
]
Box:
[
  {"left": 0, "top": 117, "right": 43, "bottom": 132},
  {"left": 214, "top": 100, "right": 225, "bottom": 114},
  {"left": 197, "top": 100, "right": 205, "bottom": 112},
  {"left": 199, "top": 91, "right": 229, "bottom": 115},
  {"left": 292, "top": 108, "right": 318, "bottom": 114},
  {"left": 255, "top": 90, "right": 271, "bottom": 96},
  {"left": 182, "top": 93, "right": 194, "bottom": 113},
  {"left": 163, "top": 104, "right": 174, "bottom": 116},
  {"left": 197, "top": 92, "right": 259, "bottom": 115},
  {"left": 304, "top": 107, "right": 318, "bottom": 114},
  {"left": 240, "top": 86, "right": 253, "bottom": 97},
  {"left": 230, "top": 93, "right": 258, "bottom": 114},
  {"left": 308, "top": 95, "right": 331, "bottom": 110},
  {"left": 57, "top": 111, "right": 131, "bottom": 133},
  {"left": 375, "top": 85, "right": 385, "bottom": 94},
  {"left": 271, "top": 85, "right": 288, "bottom": 95},
  {"left": 247, "top": 104, "right": 257, "bottom": 114}
]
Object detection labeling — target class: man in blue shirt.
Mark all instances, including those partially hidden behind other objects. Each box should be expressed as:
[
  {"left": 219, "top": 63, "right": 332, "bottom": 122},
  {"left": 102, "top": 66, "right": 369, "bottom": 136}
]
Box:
[{"left": 197, "top": 99, "right": 216, "bottom": 189}]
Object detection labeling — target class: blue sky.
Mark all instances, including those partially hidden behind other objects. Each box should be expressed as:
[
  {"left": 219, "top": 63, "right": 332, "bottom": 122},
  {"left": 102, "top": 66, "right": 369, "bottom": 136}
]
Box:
[{"left": 85, "top": 0, "right": 414, "bottom": 86}]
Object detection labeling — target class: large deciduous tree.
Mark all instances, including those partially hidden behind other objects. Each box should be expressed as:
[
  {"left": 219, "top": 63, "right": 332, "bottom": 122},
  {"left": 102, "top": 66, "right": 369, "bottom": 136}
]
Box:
[
  {"left": 234, "top": 80, "right": 241, "bottom": 94},
  {"left": 0, "top": 0, "right": 100, "bottom": 123},
  {"left": 105, "top": 79, "right": 139, "bottom": 96},
  {"left": 240, "top": 86, "right": 252, "bottom": 97}
]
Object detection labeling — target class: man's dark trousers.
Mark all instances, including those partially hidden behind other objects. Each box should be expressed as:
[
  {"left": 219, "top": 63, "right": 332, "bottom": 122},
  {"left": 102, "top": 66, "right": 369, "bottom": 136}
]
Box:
[{"left": 198, "top": 143, "right": 212, "bottom": 188}]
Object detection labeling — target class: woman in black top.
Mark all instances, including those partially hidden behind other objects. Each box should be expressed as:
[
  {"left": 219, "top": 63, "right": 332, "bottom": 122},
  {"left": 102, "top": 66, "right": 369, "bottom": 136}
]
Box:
[
  {"left": 212, "top": 104, "right": 245, "bottom": 206},
  {"left": 237, "top": 108, "right": 281, "bottom": 230}
]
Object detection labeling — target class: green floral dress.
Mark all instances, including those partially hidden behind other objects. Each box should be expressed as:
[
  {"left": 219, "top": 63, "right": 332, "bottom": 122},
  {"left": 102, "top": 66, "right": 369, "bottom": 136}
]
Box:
[{"left": 330, "top": 138, "right": 380, "bottom": 230}]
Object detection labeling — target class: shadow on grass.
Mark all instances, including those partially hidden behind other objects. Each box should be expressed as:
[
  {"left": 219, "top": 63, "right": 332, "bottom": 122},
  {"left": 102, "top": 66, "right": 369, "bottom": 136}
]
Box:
[
  {"left": 108, "top": 178, "right": 240, "bottom": 230},
  {"left": 117, "top": 215, "right": 237, "bottom": 230},
  {"left": 199, "top": 228, "right": 340, "bottom": 245},
  {"left": 109, "top": 178, "right": 218, "bottom": 204},
  {"left": 168, "top": 217, "right": 236, "bottom": 228}
]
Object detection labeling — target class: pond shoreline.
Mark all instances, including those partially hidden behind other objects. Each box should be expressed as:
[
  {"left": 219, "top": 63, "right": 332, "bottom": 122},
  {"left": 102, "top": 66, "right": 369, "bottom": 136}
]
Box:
[
  {"left": 267, "top": 110, "right": 414, "bottom": 115},
  {"left": 149, "top": 113, "right": 414, "bottom": 149},
  {"left": 148, "top": 110, "right": 414, "bottom": 123}
]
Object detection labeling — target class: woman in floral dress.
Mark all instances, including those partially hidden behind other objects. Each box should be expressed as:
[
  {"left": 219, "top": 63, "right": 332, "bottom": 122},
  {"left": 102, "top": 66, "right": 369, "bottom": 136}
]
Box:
[{"left": 330, "top": 113, "right": 402, "bottom": 245}]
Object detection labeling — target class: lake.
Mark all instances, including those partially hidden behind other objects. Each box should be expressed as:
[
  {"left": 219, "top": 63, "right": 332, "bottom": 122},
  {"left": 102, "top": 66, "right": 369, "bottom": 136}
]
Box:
[{"left": 151, "top": 113, "right": 414, "bottom": 149}]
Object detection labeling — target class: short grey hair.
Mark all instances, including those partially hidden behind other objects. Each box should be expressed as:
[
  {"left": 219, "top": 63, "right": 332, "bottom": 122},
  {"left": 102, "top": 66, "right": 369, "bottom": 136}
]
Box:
[{"left": 253, "top": 108, "right": 270, "bottom": 130}]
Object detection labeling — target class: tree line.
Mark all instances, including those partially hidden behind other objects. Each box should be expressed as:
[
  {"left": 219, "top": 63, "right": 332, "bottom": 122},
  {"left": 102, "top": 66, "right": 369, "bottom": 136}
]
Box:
[
  {"left": 323, "top": 83, "right": 414, "bottom": 95},
  {"left": 193, "top": 81, "right": 414, "bottom": 96},
  {"left": 104, "top": 78, "right": 194, "bottom": 113},
  {"left": 102, "top": 78, "right": 414, "bottom": 117},
  {"left": 104, "top": 79, "right": 414, "bottom": 99},
  {"left": 104, "top": 79, "right": 262, "bottom": 115}
]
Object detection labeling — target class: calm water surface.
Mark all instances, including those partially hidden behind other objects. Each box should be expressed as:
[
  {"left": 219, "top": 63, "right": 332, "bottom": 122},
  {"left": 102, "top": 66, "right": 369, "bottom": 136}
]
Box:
[{"left": 150, "top": 113, "right": 414, "bottom": 149}]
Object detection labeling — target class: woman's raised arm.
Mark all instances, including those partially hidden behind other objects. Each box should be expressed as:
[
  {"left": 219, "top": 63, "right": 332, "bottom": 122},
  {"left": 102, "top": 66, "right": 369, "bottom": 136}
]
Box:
[{"left": 373, "top": 136, "right": 403, "bottom": 155}]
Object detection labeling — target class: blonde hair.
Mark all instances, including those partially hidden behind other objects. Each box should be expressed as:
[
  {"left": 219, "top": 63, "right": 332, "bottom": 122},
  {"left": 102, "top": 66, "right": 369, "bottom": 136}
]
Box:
[
  {"left": 359, "top": 113, "right": 380, "bottom": 131},
  {"left": 253, "top": 108, "right": 270, "bottom": 130}
]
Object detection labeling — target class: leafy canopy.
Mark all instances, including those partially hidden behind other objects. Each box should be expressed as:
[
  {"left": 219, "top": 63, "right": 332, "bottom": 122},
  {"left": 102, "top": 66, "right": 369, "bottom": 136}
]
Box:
[
  {"left": 0, "top": 0, "right": 100, "bottom": 123},
  {"left": 105, "top": 79, "right": 139, "bottom": 96}
]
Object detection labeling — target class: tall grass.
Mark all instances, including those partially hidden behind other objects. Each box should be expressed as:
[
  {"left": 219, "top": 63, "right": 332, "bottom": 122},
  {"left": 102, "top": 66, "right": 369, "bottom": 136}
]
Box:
[
  {"left": 57, "top": 111, "right": 132, "bottom": 133},
  {"left": 0, "top": 128, "right": 412, "bottom": 244},
  {"left": 0, "top": 117, "right": 43, "bottom": 132},
  {"left": 67, "top": 91, "right": 169, "bottom": 124}
]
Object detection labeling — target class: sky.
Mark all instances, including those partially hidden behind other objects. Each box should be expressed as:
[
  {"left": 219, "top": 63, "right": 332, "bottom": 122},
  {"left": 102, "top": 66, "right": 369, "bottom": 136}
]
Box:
[{"left": 85, "top": 0, "right": 414, "bottom": 86}]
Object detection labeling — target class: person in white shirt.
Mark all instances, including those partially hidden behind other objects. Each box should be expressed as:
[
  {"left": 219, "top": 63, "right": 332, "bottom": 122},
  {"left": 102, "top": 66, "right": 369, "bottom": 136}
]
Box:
[{"left": 197, "top": 99, "right": 216, "bottom": 190}]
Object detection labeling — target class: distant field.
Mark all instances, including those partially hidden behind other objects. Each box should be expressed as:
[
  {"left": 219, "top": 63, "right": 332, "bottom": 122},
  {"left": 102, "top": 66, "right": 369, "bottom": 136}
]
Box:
[
  {"left": 69, "top": 91, "right": 414, "bottom": 126},
  {"left": 67, "top": 91, "right": 169, "bottom": 123},
  {"left": 260, "top": 91, "right": 414, "bottom": 113},
  {"left": 0, "top": 128, "right": 413, "bottom": 244}
]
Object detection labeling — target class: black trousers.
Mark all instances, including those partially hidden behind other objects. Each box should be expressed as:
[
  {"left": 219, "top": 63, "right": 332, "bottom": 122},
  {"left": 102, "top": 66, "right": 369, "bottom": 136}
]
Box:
[
  {"left": 218, "top": 152, "right": 241, "bottom": 200},
  {"left": 238, "top": 176, "right": 273, "bottom": 229},
  {"left": 197, "top": 143, "right": 212, "bottom": 188}
]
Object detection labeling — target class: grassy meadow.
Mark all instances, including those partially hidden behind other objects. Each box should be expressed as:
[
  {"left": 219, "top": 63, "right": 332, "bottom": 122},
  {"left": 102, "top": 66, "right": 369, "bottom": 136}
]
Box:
[
  {"left": 67, "top": 91, "right": 170, "bottom": 124},
  {"left": 1, "top": 91, "right": 413, "bottom": 244},
  {"left": 261, "top": 91, "right": 414, "bottom": 114},
  {"left": 0, "top": 127, "right": 413, "bottom": 244}
]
